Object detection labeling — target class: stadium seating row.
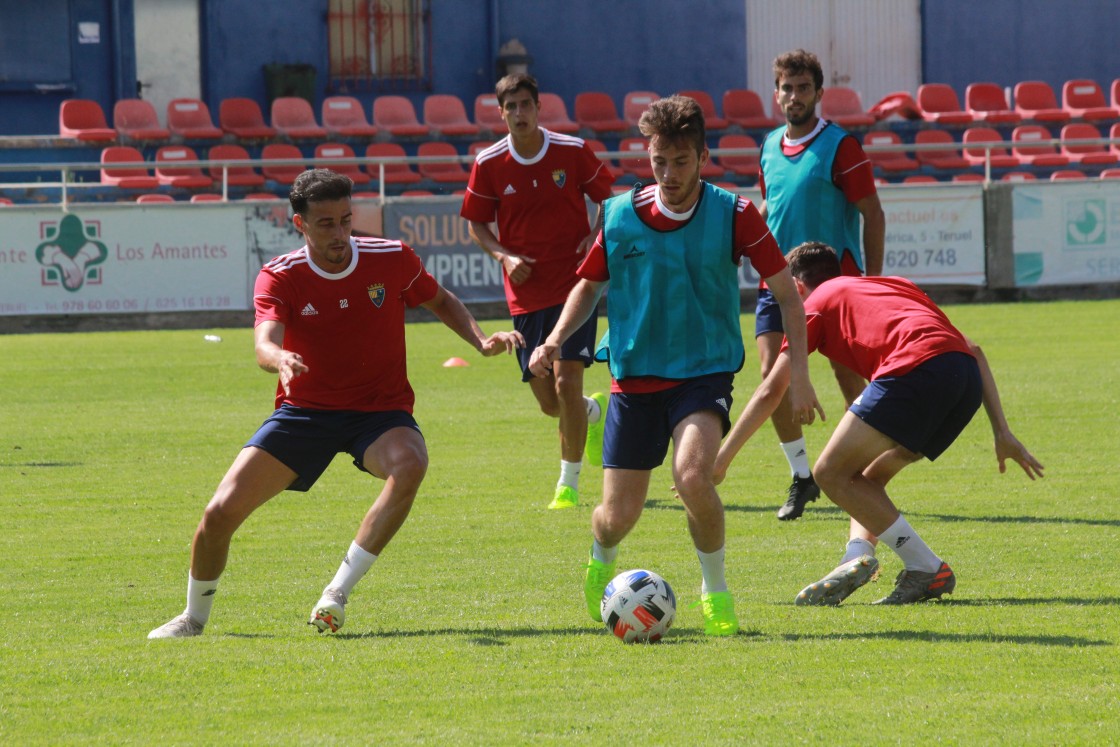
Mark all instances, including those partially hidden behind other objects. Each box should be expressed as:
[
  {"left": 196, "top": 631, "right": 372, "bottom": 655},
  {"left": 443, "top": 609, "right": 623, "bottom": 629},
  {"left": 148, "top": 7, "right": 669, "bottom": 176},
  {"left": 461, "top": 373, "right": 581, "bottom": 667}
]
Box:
[{"left": 56, "top": 77, "right": 1120, "bottom": 150}]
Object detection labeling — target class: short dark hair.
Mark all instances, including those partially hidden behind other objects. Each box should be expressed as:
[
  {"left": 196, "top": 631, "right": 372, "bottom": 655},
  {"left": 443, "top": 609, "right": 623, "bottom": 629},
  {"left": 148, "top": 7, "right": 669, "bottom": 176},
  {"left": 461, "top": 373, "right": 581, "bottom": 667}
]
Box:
[
  {"left": 786, "top": 241, "right": 841, "bottom": 289},
  {"left": 638, "top": 95, "right": 706, "bottom": 155},
  {"left": 495, "top": 73, "right": 539, "bottom": 108},
  {"left": 773, "top": 49, "right": 825, "bottom": 91},
  {"left": 289, "top": 168, "right": 353, "bottom": 215}
]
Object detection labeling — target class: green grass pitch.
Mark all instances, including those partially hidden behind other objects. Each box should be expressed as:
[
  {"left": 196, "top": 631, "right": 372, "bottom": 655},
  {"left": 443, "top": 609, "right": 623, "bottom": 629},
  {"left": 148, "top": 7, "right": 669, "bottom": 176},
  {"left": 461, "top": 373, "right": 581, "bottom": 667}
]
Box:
[{"left": 1, "top": 298, "right": 1117, "bottom": 744}]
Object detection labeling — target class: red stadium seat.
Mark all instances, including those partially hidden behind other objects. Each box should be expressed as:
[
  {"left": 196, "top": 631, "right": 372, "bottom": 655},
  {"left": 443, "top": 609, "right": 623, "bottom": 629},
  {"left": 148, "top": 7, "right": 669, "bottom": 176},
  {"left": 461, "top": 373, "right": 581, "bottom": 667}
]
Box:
[
  {"left": 136, "top": 193, "right": 175, "bottom": 203},
  {"left": 364, "top": 143, "right": 422, "bottom": 184},
  {"left": 473, "top": 94, "right": 508, "bottom": 136},
  {"left": 965, "top": 83, "right": 1022, "bottom": 125},
  {"left": 1060, "top": 123, "right": 1119, "bottom": 165},
  {"left": 952, "top": 173, "right": 985, "bottom": 182},
  {"left": 60, "top": 99, "right": 117, "bottom": 141},
  {"left": 623, "top": 91, "right": 660, "bottom": 127},
  {"left": 820, "top": 87, "right": 875, "bottom": 128},
  {"left": 260, "top": 143, "right": 307, "bottom": 185},
  {"left": 155, "top": 146, "right": 213, "bottom": 189},
  {"left": 678, "top": 90, "right": 729, "bottom": 130},
  {"left": 100, "top": 146, "right": 159, "bottom": 188},
  {"left": 1010, "top": 125, "right": 1069, "bottom": 167},
  {"left": 270, "top": 97, "right": 327, "bottom": 139},
  {"left": 468, "top": 141, "right": 491, "bottom": 159},
  {"left": 1111, "top": 123, "right": 1120, "bottom": 160},
  {"left": 113, "top": 99, "right": 169, "bottom": 141},
  {"left": 962, "top": 127, "right": 1021, "bottom": 168},
  {"left": 1013, "top": 81, "right": 1070, "bottom": 124},
  {"left": 902, "top": 175, "right": 940, "bottom": 184},
  {"left": 207, "top": 144, "right": 265, "bottom": 187},
  {"left": 715, "top": 134, "right": 760, "bottom": 180},
  {"left": 372, "top": 96, "right": 430, "bottom": 138},
  {"left": 1062, "top": 79, "right": 1120, "bottom": 121},
  {"left": 219, "top": 98, "right": 277, "bottom": 139},
  {"left": 190, "top": 193, "right": 224, "bottom": 202},
  {"left": 422, "top": 94, "right": 479, "bottom": 137},
  {"left": 1001, "top": 171, "right": 1037, "bottom": 182},
  {"left": 913, "top": 130, "right": 969, "bottom": 171},
  {"left": 321, "top": 96, "right": 379, "bottom": 138},
  {"left": 722, "top": 89, "right": 779, "bottom": 130},
  {"left": 584, "top": 138, "right": 618, "bottom": 179},
  {"left": 863, "top": 131, "right": 919, "bottom": 172},
  {"left": 1099, "top": 168, "right": 1120, "bottom": 179},
  {"left": 417, "top": 142, "right": 470, "bottom": 184},
  {"left": 537, "top": 93, "right": 580, "bottom": 134},
  {"left": 1112, "top": 79, "right": 1120, "bottom": 110},
  {"left": 618, "top": 137, "right": 653, "bottom": 180},
  {"left": 916, "top": 84, "right": 974, "bottom": 125},
  {"left": 1050, "top": 169, "right": 1087, "bottom": 181},
  {"left": 0, "top": 197, "right": 14, "bottom": 205},
  {"left": 314, "top": 143, "right": 371, "bottom": 185},
  {"left": 166, "top": 98, "right": 223, "bottom": 139},
  {"left": 574, "top": 92, "right": 629, "bottom": 134}
]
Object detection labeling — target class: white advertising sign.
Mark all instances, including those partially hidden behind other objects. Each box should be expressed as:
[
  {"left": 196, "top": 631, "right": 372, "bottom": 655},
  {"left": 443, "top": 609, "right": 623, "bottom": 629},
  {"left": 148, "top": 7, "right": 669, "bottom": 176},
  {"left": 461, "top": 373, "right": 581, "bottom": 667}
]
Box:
[
  {"left": 1012, "top": 182, "right": 1120, "bottom": 286},
  {"left": 0, "top": 206, "right": 249, "bottom": 316},
  {"left": 880, "top": 185, "right": 986, "bottom": 285}
]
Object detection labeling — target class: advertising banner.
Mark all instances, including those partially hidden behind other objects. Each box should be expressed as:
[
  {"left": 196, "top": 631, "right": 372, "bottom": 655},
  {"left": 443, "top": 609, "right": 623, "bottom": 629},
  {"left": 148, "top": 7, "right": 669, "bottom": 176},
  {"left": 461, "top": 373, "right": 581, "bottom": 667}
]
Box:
[
  {"left": 879, "top": 185, "right": 986, "bottom": 285},
  {"left": 1012, "top": 182, "right": 1120, "bottom": 286},
  {"left": 0, "top": 205, "right": 248, "bottom": 316}
]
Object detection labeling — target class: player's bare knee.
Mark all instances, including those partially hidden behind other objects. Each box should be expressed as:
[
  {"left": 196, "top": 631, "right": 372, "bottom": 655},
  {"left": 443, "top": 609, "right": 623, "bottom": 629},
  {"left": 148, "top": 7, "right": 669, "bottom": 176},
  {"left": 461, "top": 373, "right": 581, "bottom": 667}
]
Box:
[{"left": 389, "top": 446, "right": 428, "bottom": 489}]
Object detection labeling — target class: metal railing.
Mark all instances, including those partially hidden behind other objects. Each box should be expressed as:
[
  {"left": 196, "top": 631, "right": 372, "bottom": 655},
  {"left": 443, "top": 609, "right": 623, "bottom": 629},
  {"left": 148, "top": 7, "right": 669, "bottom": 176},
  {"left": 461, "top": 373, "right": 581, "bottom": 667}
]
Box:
[{"left": 2, "top": 137, "right": 1117, "bottom": 210}]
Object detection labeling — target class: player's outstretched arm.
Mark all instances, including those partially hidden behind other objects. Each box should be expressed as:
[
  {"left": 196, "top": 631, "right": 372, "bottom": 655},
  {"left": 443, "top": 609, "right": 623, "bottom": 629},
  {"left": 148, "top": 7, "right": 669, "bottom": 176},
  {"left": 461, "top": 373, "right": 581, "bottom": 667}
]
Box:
[
  {"left": 764, "top": 266, "right": 823, "bottom": 425},
  {"left": 528, "top": 278, "right": 606, "bottom": 377},
  {"left": 254, "top": 320, "right": 308, "bottom": 396},
  {"left": 966, "top": 336, "right": 1045, "bottom": 480},
  {"left": 714, "top": 354, "right": 797, "bottom": 485},
  {"left": 421, "top": 285, "right": 524, "bottom": 357}
]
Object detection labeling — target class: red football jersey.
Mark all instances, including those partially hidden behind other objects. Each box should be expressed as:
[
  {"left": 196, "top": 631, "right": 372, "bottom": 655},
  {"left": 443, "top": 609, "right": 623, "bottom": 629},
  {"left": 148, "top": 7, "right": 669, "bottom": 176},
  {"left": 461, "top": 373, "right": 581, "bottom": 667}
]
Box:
[
  {"left": 787, "top": 275, "right": 974, "bottom": 380},
  {"left": 254, "top": 236, "right": 439, "bottom": 412},
  {"left": 460, "top": 128, "right": 616, "bottom": 314},
  {"left": 579, "top": 183, "right": 787, "bottom": 394}
]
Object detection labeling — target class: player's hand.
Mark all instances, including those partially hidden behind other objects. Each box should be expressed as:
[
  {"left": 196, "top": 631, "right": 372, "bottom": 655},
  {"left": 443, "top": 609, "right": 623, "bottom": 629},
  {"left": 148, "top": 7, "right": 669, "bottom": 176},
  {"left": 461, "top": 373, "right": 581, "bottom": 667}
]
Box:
[
  {"left": 789, "top": 381, "right": 825, "bottom": 426},
  {"left": 576, "top": 232, "right": 597, "bottom": 256},
  {"left": 528, "top": 342, "right": 559, "bottom": 377},
  {"left": 501, "top": 253, "right": 536, "bottom": 285},
  {"left": 277, "top": 351, "right": 309, "bottom": 396},
  {"left": 479, "top": 330, "right": 525, "bottom": 356},
  {"left": 995, "top": 430, "right": 1045, "bottom": 480}
]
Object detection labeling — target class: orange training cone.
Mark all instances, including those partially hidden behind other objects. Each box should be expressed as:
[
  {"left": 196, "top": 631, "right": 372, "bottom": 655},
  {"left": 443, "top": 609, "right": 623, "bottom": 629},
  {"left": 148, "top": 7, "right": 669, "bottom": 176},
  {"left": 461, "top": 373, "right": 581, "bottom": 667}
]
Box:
[{"left": 443, "top": 357, "right": 470, "bottom": 367}]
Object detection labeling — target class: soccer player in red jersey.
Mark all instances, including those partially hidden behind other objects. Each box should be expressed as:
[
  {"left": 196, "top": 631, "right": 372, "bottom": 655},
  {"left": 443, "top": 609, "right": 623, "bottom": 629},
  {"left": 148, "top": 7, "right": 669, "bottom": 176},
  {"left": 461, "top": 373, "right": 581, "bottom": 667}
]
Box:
[
  {"left": 756, "top": 49, "right": 887, "bottom": 521},
  {"left": 149, "top": 169, "right": 523, "bottom": 638},
  {"left": 461, "top": 74, "right": 616, "bottom": 510},
  {"left": 715, "top": 242, "right": 1043, "bottom": 605},
  {"left": 529, "top": 96, "right": 817, "bottom": 636}
]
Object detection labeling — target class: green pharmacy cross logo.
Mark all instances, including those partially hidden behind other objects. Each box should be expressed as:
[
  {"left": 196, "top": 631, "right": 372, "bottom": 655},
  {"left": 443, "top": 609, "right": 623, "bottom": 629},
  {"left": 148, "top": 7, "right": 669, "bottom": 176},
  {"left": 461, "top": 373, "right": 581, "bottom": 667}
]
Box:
[{"left": 35, "top": 214, "right": 109, "bottom": 292}]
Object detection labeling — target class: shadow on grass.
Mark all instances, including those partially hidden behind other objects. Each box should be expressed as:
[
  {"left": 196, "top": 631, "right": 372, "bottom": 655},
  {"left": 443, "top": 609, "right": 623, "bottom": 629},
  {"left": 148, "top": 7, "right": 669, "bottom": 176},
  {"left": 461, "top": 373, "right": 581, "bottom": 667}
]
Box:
[
  {"left": 942, "top": 596, "right": 1120, "bottom": 607},
  {"left": 0, "top": 461, "right": 84, "bottom": 468},
  {"left": 776, "top": 630, "right": 1110, "bottom": 647},
  {"left": 644, "top": 498, "right": 1120, "bottom": 528},
  {"left": 222, "top": 626, "right": 764, "bottom": 646}
]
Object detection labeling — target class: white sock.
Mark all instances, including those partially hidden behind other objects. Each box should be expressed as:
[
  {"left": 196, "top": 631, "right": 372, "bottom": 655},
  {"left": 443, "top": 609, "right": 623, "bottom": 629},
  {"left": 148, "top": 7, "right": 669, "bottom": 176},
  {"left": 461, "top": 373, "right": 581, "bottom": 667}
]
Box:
[
  {"left": 327, "top": 541, "right": 378, "bottom": 596},
  {"left": 877, "top": 515, "right": 941, "bottom": 572},
  {"left": 592, "top": 538, "right": 618, "bottom": 565},
  {"left": 584, "top": 395, "right": 602, "bottom": 423},
  {"left": 558, "top": 459, "right": 581, "bottom": 489},
  {"left": 696, "top": 546, "right": 728, "bottom": 594},
  {"left": 780, "top": 438, "right": 812, "bottom": 478},
  {"left": 840, "top": 537, "right": 877, "bottom": 565},
  {"left": 185, "top": 573, "right": 219, "bottom": 625}
]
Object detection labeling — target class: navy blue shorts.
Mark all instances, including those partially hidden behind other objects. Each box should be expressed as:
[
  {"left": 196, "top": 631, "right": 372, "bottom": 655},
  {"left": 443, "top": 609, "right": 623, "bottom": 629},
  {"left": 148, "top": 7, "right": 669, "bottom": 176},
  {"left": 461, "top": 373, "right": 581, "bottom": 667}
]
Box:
[
  {"left": 754, "top": 288, "right": 785, "bottom": 338},
  {"left": 850, "top": 352, "right": 982, "bottom": 460},
  {"left": 513, "top": 303, "right": 597, "bottom": 382},
  {"left": 603, "top": 373, "right": 734, "bottom": 471},
  {"left": 245, "top": 405, "right": 421, "bottom": 492}
]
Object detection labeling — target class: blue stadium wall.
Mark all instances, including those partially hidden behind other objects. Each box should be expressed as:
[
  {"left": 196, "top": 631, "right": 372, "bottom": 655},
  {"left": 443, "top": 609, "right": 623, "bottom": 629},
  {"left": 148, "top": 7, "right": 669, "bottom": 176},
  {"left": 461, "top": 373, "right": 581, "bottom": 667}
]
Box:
[{"left": 2, "top": 0, "right": 1120, "bottom": 137}]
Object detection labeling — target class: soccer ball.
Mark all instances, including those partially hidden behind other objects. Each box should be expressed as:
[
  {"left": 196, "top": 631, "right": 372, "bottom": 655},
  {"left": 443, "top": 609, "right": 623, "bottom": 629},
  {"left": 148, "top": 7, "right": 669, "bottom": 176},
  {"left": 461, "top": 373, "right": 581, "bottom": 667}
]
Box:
[{"left": 601, "top": 569, "right": 676, "bottom": 643}]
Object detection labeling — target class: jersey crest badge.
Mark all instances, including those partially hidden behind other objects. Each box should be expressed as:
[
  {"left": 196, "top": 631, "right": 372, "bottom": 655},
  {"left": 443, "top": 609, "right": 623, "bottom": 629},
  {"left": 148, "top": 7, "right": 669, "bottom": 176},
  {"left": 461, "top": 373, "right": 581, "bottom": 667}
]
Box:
[
  {"left": 367, "top": 283, "right": 386, "bottom": 308},
  {"left": 552, "top": 169, "right": 567, "bottom": 188}
]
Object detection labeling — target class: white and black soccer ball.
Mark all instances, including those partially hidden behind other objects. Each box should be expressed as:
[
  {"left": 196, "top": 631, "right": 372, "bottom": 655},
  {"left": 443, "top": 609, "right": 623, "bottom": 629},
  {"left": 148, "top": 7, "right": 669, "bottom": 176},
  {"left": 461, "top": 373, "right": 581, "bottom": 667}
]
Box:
[{"left": 601, "top": 569, "right": 676, "bottom": 643}]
